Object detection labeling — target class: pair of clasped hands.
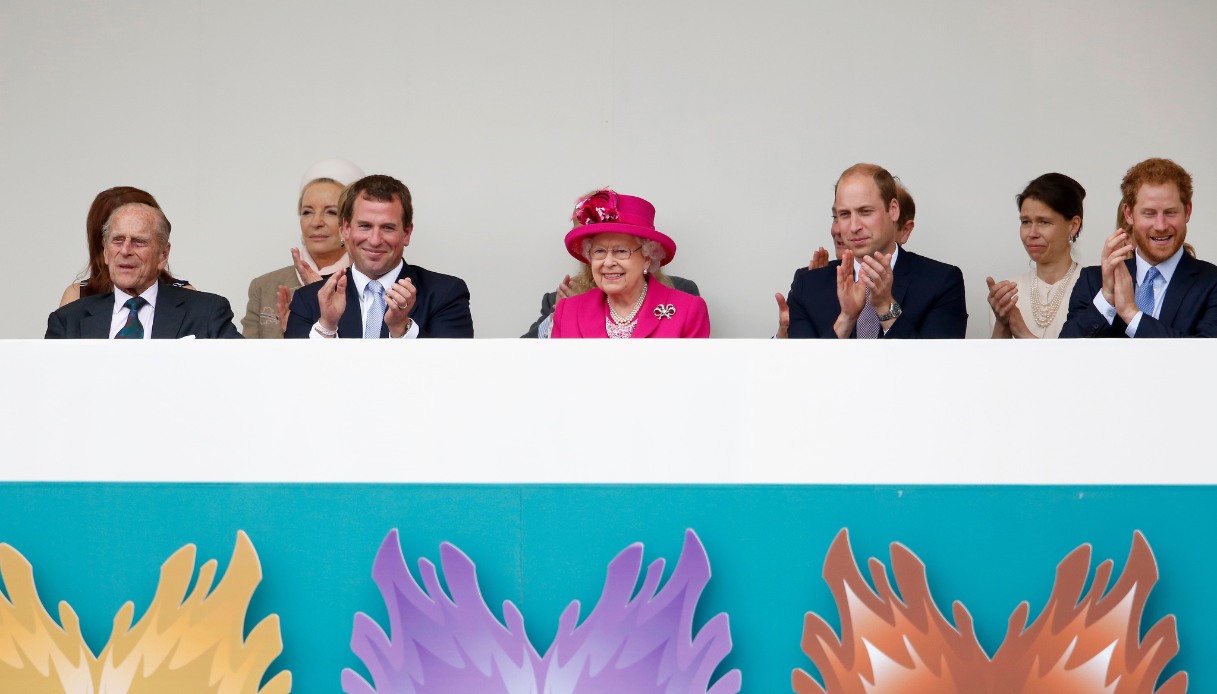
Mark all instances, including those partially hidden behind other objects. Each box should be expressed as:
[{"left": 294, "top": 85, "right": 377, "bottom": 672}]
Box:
[
  {"left": 774, "top": 248, "right": 897, "bottom": 338},
  {"left": 275, "top": 248, "right": 417, "bottom": 337},
  {"left": 1096, "top": 228, "right": 1144, "bottom": 324}
]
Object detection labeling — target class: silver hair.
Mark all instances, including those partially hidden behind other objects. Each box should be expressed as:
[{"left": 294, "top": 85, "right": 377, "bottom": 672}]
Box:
[
  {"left": 102, "top": 203, "right": 171, "bottom": 248},
  {"left": 582, "top": 235, "right": 667, "bottom": 272}
]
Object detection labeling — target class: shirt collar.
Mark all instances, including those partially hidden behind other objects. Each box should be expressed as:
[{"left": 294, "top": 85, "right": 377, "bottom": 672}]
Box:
[
  {"left": 852, "top": 244, "right": 900, "bottom": 279},
  {"left": 113, "top": 282, "right": 159, "bottom": 315},
  {"left": 350, "top": 260, "right": 404, "bottom": 295},
  {"left": 1136, "top": 246, "right": 1184, "bottom": 284}
]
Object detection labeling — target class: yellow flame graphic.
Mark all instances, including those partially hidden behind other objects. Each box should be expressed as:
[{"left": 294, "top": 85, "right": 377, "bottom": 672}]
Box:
[{"left": 0, "top": 531, "right": 290, "bottom": 694}]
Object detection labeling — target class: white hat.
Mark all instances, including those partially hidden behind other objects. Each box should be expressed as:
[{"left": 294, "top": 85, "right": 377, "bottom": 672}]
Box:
[{"left": 300, "top": 159, "right": 365, "bottom": 192}]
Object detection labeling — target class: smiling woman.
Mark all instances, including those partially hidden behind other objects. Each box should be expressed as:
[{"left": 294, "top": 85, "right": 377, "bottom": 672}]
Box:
[
  {"left": 986, "top": 173, "right": 1086, "bottom": 339},
  {"left": 550, "top": 189, "right": 710, "bottom": 339},
  {"left": 241, "top": 159, "right": 364, "bottom": 338}
]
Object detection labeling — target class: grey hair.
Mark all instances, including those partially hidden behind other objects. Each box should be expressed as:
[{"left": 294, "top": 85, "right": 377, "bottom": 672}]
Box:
[
  {"left": 581, "top": 235, "right": 667, "bottom": 272},
  {"left": 102, "top": 203, "right": 171, "bottom": 248},
  {"left": 638, "top": 239, "right": 667, "bottom": 271}
]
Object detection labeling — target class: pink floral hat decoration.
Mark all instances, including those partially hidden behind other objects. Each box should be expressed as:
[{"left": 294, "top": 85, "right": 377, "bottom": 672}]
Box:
[{"left": 564, "top": 189, "right": 677, "bottom": 266}]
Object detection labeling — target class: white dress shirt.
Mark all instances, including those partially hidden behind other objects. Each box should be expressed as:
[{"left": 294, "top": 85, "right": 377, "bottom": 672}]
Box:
[
  {"left": 310, "top": 261, "right": 422, "bottom": 339},
  {"left": 110, "top": 284, "right": 159, "bottom": 339},
  {"left": 1090, "top": 247, "right": 1183, "bottom": 336}
]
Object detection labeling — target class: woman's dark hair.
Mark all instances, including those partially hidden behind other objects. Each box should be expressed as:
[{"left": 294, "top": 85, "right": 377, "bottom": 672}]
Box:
[
  {"left": 1016, "top": 173, "right": 1086, "bottom": 242},
  {"left": 81, "top": 186, "right": 179, "bottom": 298}
]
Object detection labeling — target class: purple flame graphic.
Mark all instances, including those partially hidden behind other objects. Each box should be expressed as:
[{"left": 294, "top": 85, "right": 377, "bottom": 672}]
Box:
[{"left": 342, "top": 529, "right": 740, "bottom": 694}]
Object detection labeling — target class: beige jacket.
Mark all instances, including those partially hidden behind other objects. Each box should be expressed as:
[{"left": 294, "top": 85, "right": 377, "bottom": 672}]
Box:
[{"left": 242, "top": 266, "right": 301, "bottom": 338}]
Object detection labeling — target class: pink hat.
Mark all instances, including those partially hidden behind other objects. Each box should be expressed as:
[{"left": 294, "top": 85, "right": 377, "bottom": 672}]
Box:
[{"left": 563, "top": 189, "right": 677, "bottom": 266}]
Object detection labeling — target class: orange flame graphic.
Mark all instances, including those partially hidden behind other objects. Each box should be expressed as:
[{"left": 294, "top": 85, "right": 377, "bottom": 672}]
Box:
[
  {"left": 793, "top": 529, "right": 1185, "bottom": 694},
  {"left": 0, "top": 531, "right": 290, "bottom": 693}
]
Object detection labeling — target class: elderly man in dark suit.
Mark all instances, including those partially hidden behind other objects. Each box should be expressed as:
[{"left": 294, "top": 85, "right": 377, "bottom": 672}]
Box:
[
  {"left": 784, "top": 163, "right": 967, "bottom": 339},
  {"left": 285, "top": 174, "right": 473, "bottom": 339},
  {"left": 46, "top": 203, "right": 241, "bottom": 339},
  {"left": 1061, "top": 158, "right": 1217, "bottom": 338}
]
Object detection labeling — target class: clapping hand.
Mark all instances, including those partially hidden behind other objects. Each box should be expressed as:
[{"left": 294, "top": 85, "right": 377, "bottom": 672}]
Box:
[
  {"left": 291, "top": 247, "right": 323, "bottom": 285},
  {"left": 858, "top": 252, "right": 895, "bottom": 310},
  {"left": 317, "top": 271, "right": 347, "bottom": 334},
  {"left": 384, "top": 278, "right": 418, "bottom": 337},
  {"left": 556, "top": 274, "right": 575, "bottom": 300},
  {"left": 832, "top": 250, "right": 866, "bottom": 337},
  {"left": 276, "top": 285, "right": 292, "bottom": 334},
  {"left": 1101, "top": 229, "right": 1138, "bottom": 322},
  {"left": 986, "top": 277, "right": 1017, "bottom": 326},
  {"left": 808, "top": 247, "right": 829, "bottom": 271},
  {"left": 774, "top": 293, "right": 790, "bottom": 338}
]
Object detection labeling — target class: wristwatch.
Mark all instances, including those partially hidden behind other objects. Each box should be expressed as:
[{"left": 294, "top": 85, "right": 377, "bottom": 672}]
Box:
[{"left": 877, "top": 301, "right": 902, "bottom": 322}]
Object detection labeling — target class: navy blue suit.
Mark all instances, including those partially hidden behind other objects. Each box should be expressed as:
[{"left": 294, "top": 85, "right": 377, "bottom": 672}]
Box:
[
  {"left": 285, "top": 264, "right": 473, "bottom": 338},
  {"left": 786, "top": 248, "right": 967, "bottom": 338},
  {"left": 1059, "top": 253, "right": 1217, "bottom": 338},
  {"left": 45, "top": 281, "right": 242, "bottom": 338}
]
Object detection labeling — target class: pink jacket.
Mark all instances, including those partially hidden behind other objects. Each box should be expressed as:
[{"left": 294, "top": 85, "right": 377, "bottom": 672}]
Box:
[{"left": 552, "top": 277, "right": 710, "bottom": 338}]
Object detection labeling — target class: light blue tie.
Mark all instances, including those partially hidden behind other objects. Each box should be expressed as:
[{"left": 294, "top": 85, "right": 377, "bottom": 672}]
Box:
[
  {"left": 1135, "top": 266, "right": 1160, "bottom": 317},
  {"left": 364, "top": 280, "right": 386, "bottom": 339}
]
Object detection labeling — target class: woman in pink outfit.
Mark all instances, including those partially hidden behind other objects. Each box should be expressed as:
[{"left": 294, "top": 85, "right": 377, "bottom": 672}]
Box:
[{"left": 551, "top": 189, "right": 710, "bottom": 339}]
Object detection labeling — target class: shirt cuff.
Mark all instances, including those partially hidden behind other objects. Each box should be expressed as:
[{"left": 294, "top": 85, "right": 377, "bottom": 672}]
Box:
[
  {"left": 1091, "top": 291, "right": 1117, "bottom": 325},
  {"left": 1124, "top": 311, "right": 1144, "bottom": 337}
]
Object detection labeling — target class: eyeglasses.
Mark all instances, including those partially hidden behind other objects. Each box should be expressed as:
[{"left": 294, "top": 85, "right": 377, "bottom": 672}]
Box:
[{"left": 589, "top": 246, "right": 642, "bottom": 261}]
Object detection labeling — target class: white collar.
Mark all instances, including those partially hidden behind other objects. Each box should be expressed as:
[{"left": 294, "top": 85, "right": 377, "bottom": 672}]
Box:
[
  {"left": 852, "top": 244, "right": 901, "bottom": 279},
  {"left": 1135, "top": 246, "right": 1184, "bottom": 284},
  {"left": 112, "top": 282, "right": 159, "bottom": 315},
  {"left": 350, "top": 260, "right": 404, "bottom": 295}
]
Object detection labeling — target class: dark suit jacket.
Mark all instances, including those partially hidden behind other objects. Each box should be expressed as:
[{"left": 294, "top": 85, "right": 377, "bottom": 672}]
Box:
[
  {"left": 1059, "top": 253, "right": 1217, "bottom": 338},
  {"left": 45, "top": 281, "right": 242, "bottom": 339},
  {"left": 284, "top": 264, "right": 473, "bottom": 338},
  {"left": 786, "top": 248, "right": 967, "bottom": 338},
  {"left": 522, "top": 275, "right": 699, "bottom": 338}
]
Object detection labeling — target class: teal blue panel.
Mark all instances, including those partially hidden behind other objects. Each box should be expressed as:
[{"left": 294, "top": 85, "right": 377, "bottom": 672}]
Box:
[
  {"left": 0, "top": 483, "right": 1211, "bottom": 692},
  {"left": 0, "top": 483, "right": 524, "bottom": 691}
]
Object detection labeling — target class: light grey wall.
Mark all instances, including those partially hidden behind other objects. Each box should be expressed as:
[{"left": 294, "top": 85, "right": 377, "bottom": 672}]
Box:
[{"left": 4, "top": 0, "right": 1215, "bottom": 338}]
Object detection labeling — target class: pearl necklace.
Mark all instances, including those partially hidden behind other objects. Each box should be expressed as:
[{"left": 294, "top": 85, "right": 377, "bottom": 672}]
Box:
[
  {"left": 1029, "top": 261, "right": 1077, "bottom": 328},
  {"left": 608, "top": 282, "right": 648, "bottom": 325}
]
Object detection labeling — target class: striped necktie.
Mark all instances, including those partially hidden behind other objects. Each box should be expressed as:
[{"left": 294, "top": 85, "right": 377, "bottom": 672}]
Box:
[{"left": 115, "top": 297, "right": 148, "bottom": 339}]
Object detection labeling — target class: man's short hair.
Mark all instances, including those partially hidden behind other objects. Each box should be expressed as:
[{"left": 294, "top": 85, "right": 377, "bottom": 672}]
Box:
[
  {"left": 1121, "top": 158, "right": 1193, "bottom": 210},
  {"left": 101, "top": 203, "right": 171, "bottom": 248},
  {"left": 835, "top": 163, "right": 899, "bottom": 209},
  {"left": 339, "top": 175, "right": 414, "bottom": 228},
  {"left": 895, "top": 183, "right": 915, "bottom": 229}
]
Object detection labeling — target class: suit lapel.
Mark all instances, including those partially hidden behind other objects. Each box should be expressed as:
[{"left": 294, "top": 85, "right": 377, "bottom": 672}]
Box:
[
  {"left": 81, "top": 295, "right": 114, "bottom": 338},
  {"left": 1158, "top": 253, "right": 1194, "bottom": 327},
  {"left": 891, "top": 246, "right": 912, "bottom": 309},
  {"left": 151, "top": 282, "right": 184, "bottom": 338},
  {"left": 338, "top": 268, "right": 363, "bottom": 338}
]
